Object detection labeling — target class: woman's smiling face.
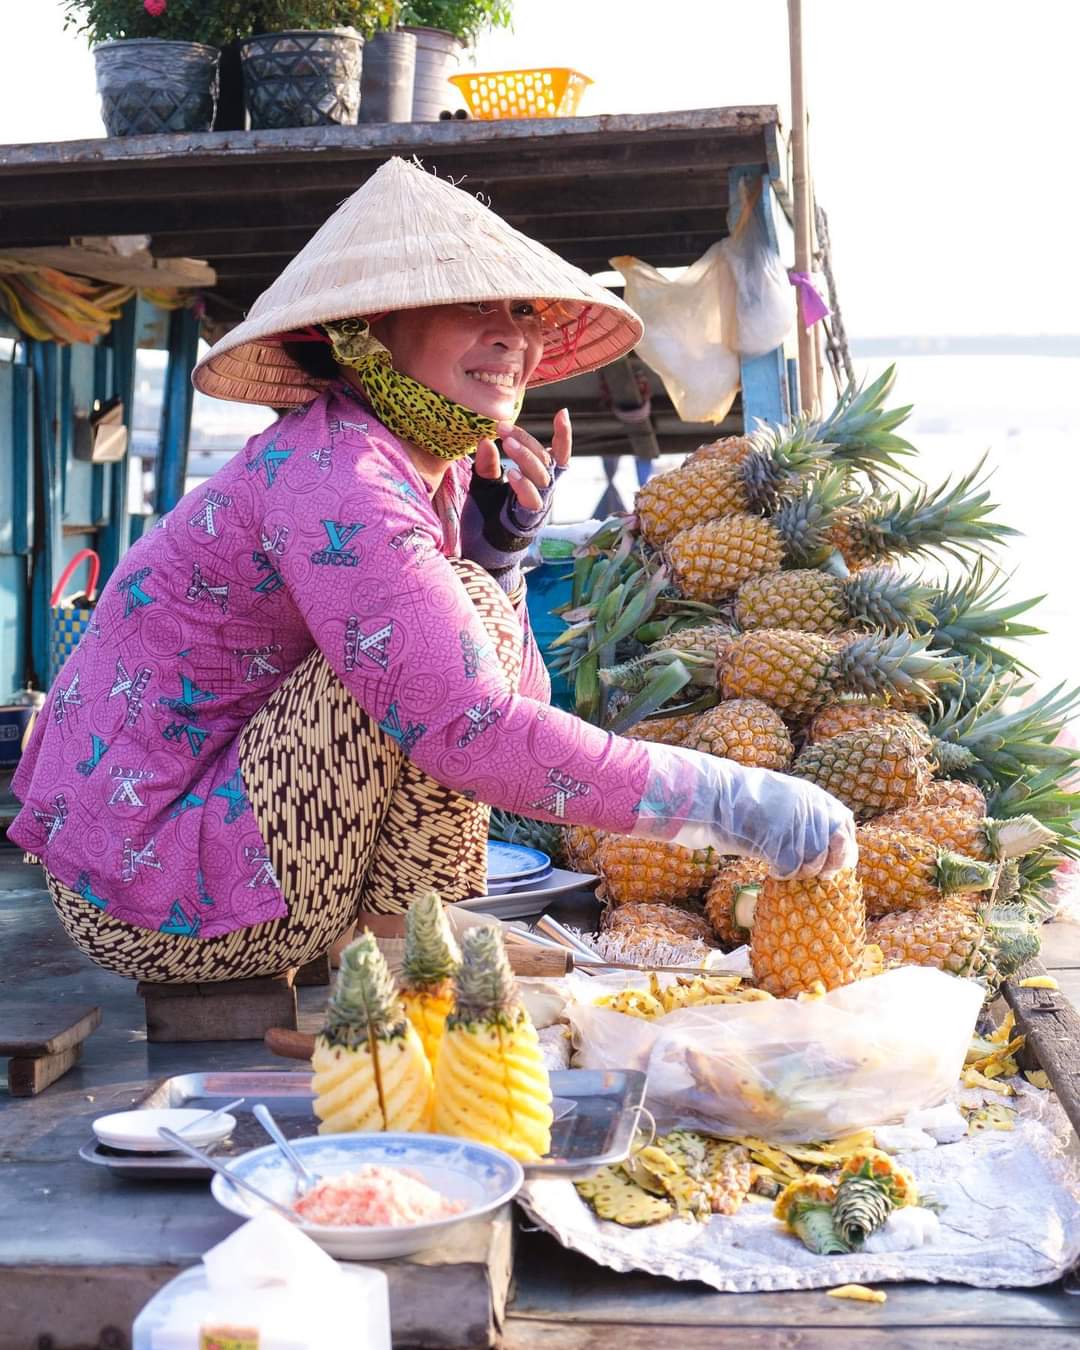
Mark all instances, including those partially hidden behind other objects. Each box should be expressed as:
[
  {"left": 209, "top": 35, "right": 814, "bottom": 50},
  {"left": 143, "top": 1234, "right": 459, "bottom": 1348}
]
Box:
[{"left": 371, "top": 301, "right": 545, "bottom": 420}]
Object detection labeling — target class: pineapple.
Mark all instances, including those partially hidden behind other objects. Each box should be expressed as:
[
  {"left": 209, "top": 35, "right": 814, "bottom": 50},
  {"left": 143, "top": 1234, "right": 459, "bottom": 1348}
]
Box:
[
  {"left": 664, "top": 472, "right": 852, "bottom": 602},
  {"left": 622, "top": 710, "right": 702, "bottom": 746},
  {"left": 704, "top": 856, "right": 768, "bottom": 946},
  {"left": 564, "top": 823, "right": 606, "bottom": 875},
  {"left": 869, "top": 807, "right": 1055, "bottom": 862},
  {"left": 681, "top": 698, "right": 794, "bottom": 771},
  {"left": 792, "top": 728, "right": 933, "bottom": 819},
  {"left": 400, "top": 891, "right": 461, "bottom": 1067},
  {"left": 808, "top": 700, "right": 934, "bottom": 752},
  {"left": 868, "top": 904, "right": 996, "bottom": 981},
  {"left": 312, "top": 931, "right": 433, "bottom": 1135},
  {"left": 921, "top": 779, "right": 988, "bottom": 817},
  {"left": 636, "top": 424, "right": 830, "bottom": 549},
  {"left": 685, "top": 434, "right": 757, "bottom": 467},
  {"left": 433, "top": 926, "right": 553, "bottom": 1162},
  {"left": 597, "top": 834, "right": 720, "bottom": 906},
  {"left": 735, "top": 566, "right": 936, "bottom": 636},
  {"left": 604, "top": 902, "right": 714, "bottom": 943},
  {"left": 750, "top": 869, "right": 865, "bottom": 997},
  {"left": 650, "top": 622, "right": 737, "bottom": 664},
  {"left": 720, "top": 629, "right": 958, "bottom": 722},
  {"left": 853, "top": 826, "right": 996, "bottom": 918}
]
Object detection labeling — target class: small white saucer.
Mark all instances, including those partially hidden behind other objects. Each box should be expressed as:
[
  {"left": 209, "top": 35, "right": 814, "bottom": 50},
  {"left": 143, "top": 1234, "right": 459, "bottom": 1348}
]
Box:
[{"left": 92, "top": 1108, "right": 236, "bottom": 1153}]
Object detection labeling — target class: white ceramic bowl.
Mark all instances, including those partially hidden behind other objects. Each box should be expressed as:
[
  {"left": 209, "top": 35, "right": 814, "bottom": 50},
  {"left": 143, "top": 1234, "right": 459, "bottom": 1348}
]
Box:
[
  {"left": 92, "top": 1108, "right": 236, "bottom": 1153},
  {"left": 210, "top": 1132, "right": 523, "bottom": 1259}
]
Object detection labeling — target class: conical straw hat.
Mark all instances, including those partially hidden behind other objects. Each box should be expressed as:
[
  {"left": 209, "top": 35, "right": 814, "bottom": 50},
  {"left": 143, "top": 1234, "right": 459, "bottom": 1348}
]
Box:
[{"left": 193, "top": 156, "right": 644, "bottom": 406}]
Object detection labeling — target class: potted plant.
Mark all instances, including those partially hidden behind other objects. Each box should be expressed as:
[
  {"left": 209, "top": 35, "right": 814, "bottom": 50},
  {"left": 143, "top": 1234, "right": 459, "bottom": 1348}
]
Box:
[
  {"left": 359, "top": 6, "right": 418, "bottom": 124},
  {"left": 398, "top": 0, "right": 512, "bottom": 120},
  {"left": 62, "top": 0, "right": 244, "bottom": 136},
  {"left": 238, "top": 1, "right": 396, "bottom": 130}
]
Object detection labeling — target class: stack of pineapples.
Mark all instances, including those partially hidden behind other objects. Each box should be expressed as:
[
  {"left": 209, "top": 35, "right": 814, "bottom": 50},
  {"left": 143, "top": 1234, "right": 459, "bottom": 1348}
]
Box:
[
  {"left": 311, "top": 892, "right": 553, "bottom": 1161},
  {"left": 494, "top": 368, "right": 1079, "bottom": 999}
]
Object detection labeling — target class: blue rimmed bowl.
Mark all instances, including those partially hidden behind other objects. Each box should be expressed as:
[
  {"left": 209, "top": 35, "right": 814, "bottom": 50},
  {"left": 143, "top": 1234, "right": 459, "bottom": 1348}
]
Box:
[{"left": 210, "top": 1132, "right": 523, "bottom": 1259}]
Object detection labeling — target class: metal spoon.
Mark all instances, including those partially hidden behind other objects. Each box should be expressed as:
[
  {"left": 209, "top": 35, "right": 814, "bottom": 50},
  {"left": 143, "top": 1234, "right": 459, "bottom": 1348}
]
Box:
[
  {"left": 157, "top": 1126, "right": 299, "bottom": 1223},
  {"left": 253, "top": 1102, "right": 319, "bottom": 1196},
  {"left": 177, "top": 1097, "right": 245, "bottom": 1136}
]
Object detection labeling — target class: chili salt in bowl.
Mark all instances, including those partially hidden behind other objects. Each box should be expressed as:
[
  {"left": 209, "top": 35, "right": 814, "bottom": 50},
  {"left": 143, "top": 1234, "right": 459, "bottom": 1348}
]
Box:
[{"left": 210, "top": 1132, "right": 524, "bottom": 1259}]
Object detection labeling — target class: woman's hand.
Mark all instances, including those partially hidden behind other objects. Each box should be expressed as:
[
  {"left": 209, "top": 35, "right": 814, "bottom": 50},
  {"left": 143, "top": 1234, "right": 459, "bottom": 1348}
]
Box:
[{"left": 474, "top": 407, "right": 573, "bottom": 513}]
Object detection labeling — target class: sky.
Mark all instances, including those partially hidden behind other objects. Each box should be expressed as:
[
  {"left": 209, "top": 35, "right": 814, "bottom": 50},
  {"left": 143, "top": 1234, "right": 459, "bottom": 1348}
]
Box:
[{"left": 1, "top": 0, "right": 1078, "bottom": 338}]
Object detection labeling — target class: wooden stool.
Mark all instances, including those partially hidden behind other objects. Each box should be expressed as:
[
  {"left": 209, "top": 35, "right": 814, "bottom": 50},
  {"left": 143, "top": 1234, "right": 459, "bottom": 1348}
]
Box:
[
  {"left": 2, "top": 1003, "right": 101, "bottom": 1096},
  {"left": 137, "top": 971, "right": 299, "bottom": 1043}
]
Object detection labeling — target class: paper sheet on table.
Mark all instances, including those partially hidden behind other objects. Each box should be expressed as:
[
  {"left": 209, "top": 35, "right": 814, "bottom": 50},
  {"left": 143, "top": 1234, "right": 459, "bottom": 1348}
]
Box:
[{"left": 518, "top": 1084, "right": 1080, "bottom": 1292}]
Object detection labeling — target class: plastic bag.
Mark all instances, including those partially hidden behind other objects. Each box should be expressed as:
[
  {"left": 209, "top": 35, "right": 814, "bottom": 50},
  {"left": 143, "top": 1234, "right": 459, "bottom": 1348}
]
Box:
[
  {"left": 566, "top": 966, "right": 983, "bottom": 1143},
  {"left": 611, "top": 245, "right": 740, "bottom": 424},
  {"left": 724, "top": 177, "right": 793, "bottom": 357}
]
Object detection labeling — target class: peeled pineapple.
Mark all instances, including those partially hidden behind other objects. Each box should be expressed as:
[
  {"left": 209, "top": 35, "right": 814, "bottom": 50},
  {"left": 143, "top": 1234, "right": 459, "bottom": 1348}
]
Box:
[
  {"left": 400, "top": 890, "right": 461, "bottom": 1067},
  {"left": 433, "top": 926, "right": 553, "bottom": 1162},
  {"left": 312, "top": 930, "right": 433, "bottom": 1135}
]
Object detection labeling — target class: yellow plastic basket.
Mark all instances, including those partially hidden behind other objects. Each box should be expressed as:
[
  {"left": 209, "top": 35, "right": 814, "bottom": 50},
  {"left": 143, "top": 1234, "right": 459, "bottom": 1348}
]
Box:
[{"left": 449, "top": 68, "right": 592, "bottom": 120}]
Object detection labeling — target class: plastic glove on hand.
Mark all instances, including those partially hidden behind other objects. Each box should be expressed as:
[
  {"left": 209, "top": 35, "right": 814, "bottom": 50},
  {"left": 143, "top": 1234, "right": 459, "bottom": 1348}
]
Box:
[{"left": 631, "top": 744, "right": 858, "bottom": 880}]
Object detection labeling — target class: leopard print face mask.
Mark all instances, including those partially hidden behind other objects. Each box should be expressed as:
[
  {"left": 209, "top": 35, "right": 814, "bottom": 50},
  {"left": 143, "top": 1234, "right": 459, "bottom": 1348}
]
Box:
[{"left": 325, "top": 317, "right": 521, "bottom": 462}]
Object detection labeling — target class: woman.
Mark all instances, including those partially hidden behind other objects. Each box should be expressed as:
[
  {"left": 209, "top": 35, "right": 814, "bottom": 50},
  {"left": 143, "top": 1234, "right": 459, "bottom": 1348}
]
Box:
[{"left": 9, "top": 159, "right": 855, "bottom": 984}]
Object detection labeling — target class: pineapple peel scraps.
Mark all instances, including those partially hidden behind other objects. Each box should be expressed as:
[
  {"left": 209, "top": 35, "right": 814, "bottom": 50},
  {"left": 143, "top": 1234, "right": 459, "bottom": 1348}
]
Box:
[
  {"left": 1024, "top": 1070, "right": 1052, "bottom": 1091},
  {"left": 827, "top": 1285, "right": 887, "bottom": 1304},
  {"left": 596, "top": 973, "right": 771, "bottom": 1019},
  {"left": 1018, "top": 975, "right": 1059, "bottom": 990}
]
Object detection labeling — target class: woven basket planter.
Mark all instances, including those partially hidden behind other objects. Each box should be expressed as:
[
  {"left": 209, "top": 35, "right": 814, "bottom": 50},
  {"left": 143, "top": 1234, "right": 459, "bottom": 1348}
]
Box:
[
  {"left": 93, "top": 39, "right": 220, "bottom": 137},
  {"left": 240, "top": 28, "right": 364, "bottom": 130}
]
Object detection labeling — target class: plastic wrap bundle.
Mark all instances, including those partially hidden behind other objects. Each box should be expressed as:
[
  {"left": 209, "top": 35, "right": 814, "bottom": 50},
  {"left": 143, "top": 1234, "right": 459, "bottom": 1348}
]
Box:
[{"left": 567, "top": 967, "right": 983, "bottom": 1142}]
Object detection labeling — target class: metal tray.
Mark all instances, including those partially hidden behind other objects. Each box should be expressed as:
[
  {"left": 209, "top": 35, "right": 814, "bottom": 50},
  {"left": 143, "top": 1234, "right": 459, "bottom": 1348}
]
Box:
[{"left": 79, "top": 1067, "right": 646, "bottom": 1182}]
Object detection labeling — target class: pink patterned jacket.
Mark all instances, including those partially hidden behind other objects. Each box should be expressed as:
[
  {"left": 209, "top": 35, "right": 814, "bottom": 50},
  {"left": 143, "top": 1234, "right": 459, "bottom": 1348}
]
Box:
[{"left": 10, "top": 383, "right": 651, "bottom": 938}]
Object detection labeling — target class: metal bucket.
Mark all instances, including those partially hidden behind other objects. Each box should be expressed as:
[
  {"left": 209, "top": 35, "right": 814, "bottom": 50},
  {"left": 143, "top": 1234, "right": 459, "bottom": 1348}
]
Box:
[
  {"left": 399, "top": 25, "right": 465, "bottom": 121},
  {"left": 359, "top": 29, "right": 417, "bottom": 123},
  {"left": 93, "top": 39, "right": 219, "bottom": 137},
  {"left": 241, "top": 29, "right": 364, "bottom": 130}
]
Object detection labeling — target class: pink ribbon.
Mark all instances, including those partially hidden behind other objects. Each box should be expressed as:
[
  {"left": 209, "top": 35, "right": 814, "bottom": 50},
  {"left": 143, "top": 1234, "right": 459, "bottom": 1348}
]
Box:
[{"left": 789, "top": 271, "right": 831, "bottom": 328}]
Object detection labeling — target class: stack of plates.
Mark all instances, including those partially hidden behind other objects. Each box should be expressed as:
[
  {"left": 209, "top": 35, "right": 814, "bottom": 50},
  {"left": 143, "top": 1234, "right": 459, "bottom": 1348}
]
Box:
[
  {"left": 457, "top": 841, "right": 598, "bottom": 920},
  {"left": 486, "top": 842, "right": 553, "bottom": 894}
]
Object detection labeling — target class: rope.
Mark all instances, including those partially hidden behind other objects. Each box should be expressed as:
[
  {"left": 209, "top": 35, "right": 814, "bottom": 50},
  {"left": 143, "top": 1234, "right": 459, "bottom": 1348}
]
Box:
[{"left": 813, "top": 204, "right": 855, "bottom": 387}]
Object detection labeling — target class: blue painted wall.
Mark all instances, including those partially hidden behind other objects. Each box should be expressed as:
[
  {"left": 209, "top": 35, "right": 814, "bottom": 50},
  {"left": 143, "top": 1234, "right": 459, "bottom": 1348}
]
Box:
[{"left": 0, "top": 296, "right": 196, "bottom": 697}]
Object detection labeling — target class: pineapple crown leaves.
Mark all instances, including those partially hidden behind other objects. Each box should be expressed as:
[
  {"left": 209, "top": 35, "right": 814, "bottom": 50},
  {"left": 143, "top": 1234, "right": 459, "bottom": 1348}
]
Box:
[
  {"left": 934, "top": 850, "right": 998, "bottom": 895},
  {"left": 323, "top": 929, "right": 403, "bottom": 1043},
  {"left": 978, "top": 902, "right": 1042, "bottom": 977},
  {"left": 847, "top": 455, "right": 1020, "bottom": 566},
  {"left": 841, "top": 565, "right": 938, "bottom": 633},
  {"left": 805, "top": 364, "right": 916, "bottom": 483},
  {"left": 830, "top": 630, "right": 961, "bottom": 706},
  {"left": 988, "top": 769, "right": 1080, "bottom": 858},
  {"left": 832, "top": 1176, "right": 894, "bottom": 1247},
  {"left": 921, "top": 558, "right": 1044, "bottom": 672},
  {"left": 402, "top": 891, "right": 461, "bottom": 992},
  {"left": 774, "top": 469, "right": 861, "bottom": 567},
  {"left": 928, "top": 679, "right": 1080, "bottom": 787},
  {"left": 982, "top": 814, "right": 1059, "bottom": 860},
  {"left": 735, "top": 422, "right": 836, "bottom": 512},
  {"left": 451, "top": 925, "right": 521, "bottom": 1021}
]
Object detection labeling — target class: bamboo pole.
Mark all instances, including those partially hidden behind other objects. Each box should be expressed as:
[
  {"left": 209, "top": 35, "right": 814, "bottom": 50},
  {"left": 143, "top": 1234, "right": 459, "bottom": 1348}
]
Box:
[{"left": 788, "top": 0, "right": 818, "bottom": 413}]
